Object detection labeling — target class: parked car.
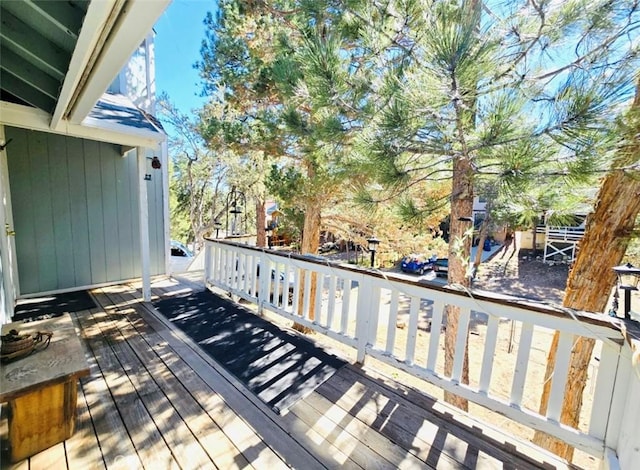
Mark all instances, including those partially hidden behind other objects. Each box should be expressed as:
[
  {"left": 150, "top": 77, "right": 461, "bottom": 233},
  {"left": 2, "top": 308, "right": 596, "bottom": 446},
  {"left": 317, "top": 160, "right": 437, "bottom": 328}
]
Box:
[
  {"left": 171, "top": 240, "right": 193, "bottom": 257},
  {"left": 433, "top": 258, "right": 448, "bottom": 277},
  {"left": 255, "top": 263, "right": 295, "bottom": 302},
  {"left": 318, "top": 242, "right": 338, "bottom": 253},
  {"left": 401, "top": 254, "right": 433, "bottom": 275},
  {"left": 170, "top": 240, "right": 194, "bottom": 273}
]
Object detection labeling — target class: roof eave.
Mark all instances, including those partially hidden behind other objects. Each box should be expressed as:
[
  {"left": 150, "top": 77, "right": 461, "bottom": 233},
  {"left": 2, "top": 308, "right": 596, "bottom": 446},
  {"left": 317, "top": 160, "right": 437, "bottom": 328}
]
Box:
[
  {"left": 65, "top": 0, "right": 171, "bottom": 125},
  {"left": 2, "top": 100, "right": 165, "bottom": 148},
  {"left": 50, "top": 0, "right": 122, "bottom": 130}
]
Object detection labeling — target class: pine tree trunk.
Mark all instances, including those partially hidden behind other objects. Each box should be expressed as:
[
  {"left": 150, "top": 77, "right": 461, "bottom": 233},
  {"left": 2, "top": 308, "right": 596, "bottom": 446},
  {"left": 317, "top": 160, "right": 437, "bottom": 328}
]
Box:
[
  {"left": 533, "top": 82, "right": 640, "bottom": 460},
  {"left": 256, "top": 198, "right": 266, "bottom": 248},
  {"left": 443, "top": 0, "right": 481, "bottom": 410},
  {"left": 293, "top": 198, "right": 321, "bottom": 333},
  {"left": 444, "top": 155, "right": 474, "bottom": 410}
]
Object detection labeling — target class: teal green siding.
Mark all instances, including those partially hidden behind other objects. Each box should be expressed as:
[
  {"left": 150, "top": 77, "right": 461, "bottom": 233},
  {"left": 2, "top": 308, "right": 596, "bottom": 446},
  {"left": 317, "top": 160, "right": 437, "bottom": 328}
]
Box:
[{"left": 6, "top": 127, "right": 165, "bottom": 295}]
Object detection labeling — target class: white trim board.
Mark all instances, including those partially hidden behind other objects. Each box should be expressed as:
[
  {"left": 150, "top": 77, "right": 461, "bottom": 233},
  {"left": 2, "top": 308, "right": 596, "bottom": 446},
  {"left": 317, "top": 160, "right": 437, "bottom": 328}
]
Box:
[{"left": 1, "top": 101, "right": 164, "bottom": 147}]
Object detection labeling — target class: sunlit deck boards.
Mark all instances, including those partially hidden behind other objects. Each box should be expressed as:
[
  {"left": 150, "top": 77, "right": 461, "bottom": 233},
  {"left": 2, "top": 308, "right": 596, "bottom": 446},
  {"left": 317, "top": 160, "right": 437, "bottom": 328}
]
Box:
[{"left": 2, "top": 274, "right": 577, "bottom": 469}]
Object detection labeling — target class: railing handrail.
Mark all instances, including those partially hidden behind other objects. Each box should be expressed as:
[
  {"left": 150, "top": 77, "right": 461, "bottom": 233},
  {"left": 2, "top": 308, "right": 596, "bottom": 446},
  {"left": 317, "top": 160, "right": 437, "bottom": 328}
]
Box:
[{"left": 204, "top": 237, "right": 621, "bottom": 338}]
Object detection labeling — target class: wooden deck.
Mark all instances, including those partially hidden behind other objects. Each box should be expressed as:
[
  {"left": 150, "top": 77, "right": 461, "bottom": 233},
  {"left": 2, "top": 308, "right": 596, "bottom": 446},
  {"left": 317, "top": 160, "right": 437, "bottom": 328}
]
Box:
[{"left": 1, "top": 273, "right": 579, "bottom": 469}]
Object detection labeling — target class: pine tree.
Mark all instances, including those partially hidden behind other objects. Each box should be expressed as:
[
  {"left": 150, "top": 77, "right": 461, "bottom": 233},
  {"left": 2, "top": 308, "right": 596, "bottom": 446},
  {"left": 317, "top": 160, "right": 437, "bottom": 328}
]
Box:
[
  {"left": 533, "top": 79, "right": 640, "bottom": 461},
  {"left": 356, "top": 0, "right": 639, "bottom": 411},
  {"left": 197, "top": 2, "right": 286, "bottom": 247}
]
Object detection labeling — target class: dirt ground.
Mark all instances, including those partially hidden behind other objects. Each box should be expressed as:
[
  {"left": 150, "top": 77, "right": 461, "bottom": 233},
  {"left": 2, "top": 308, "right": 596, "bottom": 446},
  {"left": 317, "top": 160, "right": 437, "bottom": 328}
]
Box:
[{"left": 473, "top": 245, "right": 570, "bottom": 307}]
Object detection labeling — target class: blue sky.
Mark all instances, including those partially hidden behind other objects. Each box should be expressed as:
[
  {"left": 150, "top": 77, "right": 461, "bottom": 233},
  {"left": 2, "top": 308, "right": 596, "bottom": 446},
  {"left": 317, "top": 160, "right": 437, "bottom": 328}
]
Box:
[{"left": 154, "top": 0, "right": 217, "bottom": 115}]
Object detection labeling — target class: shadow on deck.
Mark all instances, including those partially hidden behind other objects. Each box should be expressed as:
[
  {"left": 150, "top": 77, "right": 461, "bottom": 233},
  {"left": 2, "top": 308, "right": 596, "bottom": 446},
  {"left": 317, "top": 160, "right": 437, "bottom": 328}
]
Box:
[{"left": 1, "top": 272, "right": 578, "bottom": 469}]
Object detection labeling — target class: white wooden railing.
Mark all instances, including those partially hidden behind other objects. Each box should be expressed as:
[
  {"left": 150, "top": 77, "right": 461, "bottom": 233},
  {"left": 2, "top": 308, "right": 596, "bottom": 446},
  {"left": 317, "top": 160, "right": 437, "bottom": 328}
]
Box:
[
  {"left": 203, "top": 238, "right": 640, "bottom": 469},
  {"left": 535, "top": 225, "right": 586, "bottom": 242}
]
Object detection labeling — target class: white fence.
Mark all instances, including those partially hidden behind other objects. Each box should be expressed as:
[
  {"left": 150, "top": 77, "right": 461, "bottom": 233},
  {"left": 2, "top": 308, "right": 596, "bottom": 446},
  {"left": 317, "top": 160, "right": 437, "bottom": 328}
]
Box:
[
  {"left": 204, "top": 238, "right": 640, "bottom": 468},
  {"left": 535, "top": 226, "right": 585, "bottom": 263}
]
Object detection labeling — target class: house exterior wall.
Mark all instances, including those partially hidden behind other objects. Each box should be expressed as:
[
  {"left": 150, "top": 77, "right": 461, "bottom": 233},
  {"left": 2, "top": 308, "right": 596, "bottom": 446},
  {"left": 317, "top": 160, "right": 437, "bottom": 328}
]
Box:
[
  {"left": 5, "top": 127, "right": 165, "bottom": 295},
  {"left": 108, "top": 33, "right": 156, "bottom": 114}
]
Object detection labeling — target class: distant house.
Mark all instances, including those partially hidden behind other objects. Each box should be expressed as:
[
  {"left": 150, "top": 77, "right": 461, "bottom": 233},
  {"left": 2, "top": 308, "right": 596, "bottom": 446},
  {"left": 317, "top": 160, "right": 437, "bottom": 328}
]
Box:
[{"left": 0, "top": 0, "right": 171, "bottom": 324}]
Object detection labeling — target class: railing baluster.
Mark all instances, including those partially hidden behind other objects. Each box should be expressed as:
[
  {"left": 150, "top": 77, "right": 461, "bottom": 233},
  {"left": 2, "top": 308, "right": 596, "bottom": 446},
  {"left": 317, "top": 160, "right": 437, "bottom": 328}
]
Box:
[
  {"left": 479, "top": 314, "right": 500, "bottom": 394},
  {"left": 225, "top": 248, "right": 232, "bottom": 288},
  {"left": 243, "top": 253, "right": 251, "bottom": 294},
  {"left": 326, "top": 275, "right": 337, "bottom": 330},
  {"left": 355, "top": 276, "right": 372, "bottom": 364},
  {"left": 314, "top": 272, "right": 323, "bottom": 325},
  {"left": 213, "top": 246, "right": 225, "bottom": 282},
  {"left": 385, "top": 290, "right": 400, "bottom": 355},
  {"left": 282, "top": 262, "right": 292, "bottom": 310},
  {"left": 273, "top": 260, "right": 281, "bottom": 307},
  {"left": 258, "top": 252, "right": 269, "bottom": 307},
  {"left": 547, "top": 332, "right": 574, "bottom": 422},
  {"left": 405, "top": 296, "right": 421, "bottom": 366},
  {"left": 247, "top": 254, "right": 256, "bottom": 298},
  {"left": 589, "top": 340, "right": 621, "bottom": 441},
  {"left": 510, "top": 322, "right": 534, "bottom": 406},
  {"left": 367, "top": 286, "right": 382, "bottom": 349},
  {"left": 237, "top": 252, "right": 245, "bottom": 293},
  {"left": 302, "top": 270, "right": 312, "bottom": 321},
  {"left": 426, "top": 300, "right": 444, "bottom": 372},
  {"left": 452, "top": 307, "right": 471, "bottom": 383},
  {"left": 204, "top": 242, "right": 212, "bottom": 284},
  {"left": 340, "top": 279, "right": 351, "bottom": 334},
  {"left": 291, "top": 267, "right": 301, "bottom": 315}
]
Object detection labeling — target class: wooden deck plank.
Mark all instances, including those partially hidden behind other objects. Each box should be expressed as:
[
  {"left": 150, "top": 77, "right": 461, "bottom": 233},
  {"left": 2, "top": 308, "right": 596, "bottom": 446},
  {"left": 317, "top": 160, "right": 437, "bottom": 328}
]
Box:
[
  {"left": 66, "top": 383, "right": 106, "bottom": 469},
  {"left": 93, "top": 287, "right": 252, "bottom": 470},
  {"left": 105, "top": 286, "right": 276, "bottom": 470},
  {"left": 316, "top": 371, "right": 468, "bottom": 469},
  {"left": 73, "top": 309, "right": 170, "bottom": 469},
  {"left": 70, "top": 310, "right": 144, "bottom": 469},
  {"left": 288, "top": 391, "right": 430, "bottom": 470},
  {"left": 318, "top": 366, "right": 540, "bottom": 469},
  {"left": 90, "top": 290, "right": 215, "bottom": 470},
  {"left": 300, "top": 391, "right": 433, "bottom": 469},
  {"left": 107, "top": 285, "right": 301, "bottom": 470},
  {"left": 279, "top": 408, "right": 363, "bottom": 470},
  {"left": 353, "top": 365, "right": 579, "bottom": 469},
  {"left": 121, "top": 284, "right": 341, "bottom": 470},
  {"left": 62, "top": 363, "right": 106, "bottom": 470},
  {"left": 28, "top": 441, "right": 67, "bottom": 469}
]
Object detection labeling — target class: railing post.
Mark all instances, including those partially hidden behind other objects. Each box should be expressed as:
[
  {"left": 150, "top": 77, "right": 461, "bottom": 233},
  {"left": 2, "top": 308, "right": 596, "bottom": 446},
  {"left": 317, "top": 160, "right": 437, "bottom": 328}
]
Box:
[
  {"left": 257, "top": 251, "right": 270, "bottom": 314},
  {"left": 355, "top": 275, "right": 372, "bottom": 364},
  {"left": 204, "top": 241, "right": 213, "bottom": 286},
  {"left": 608, "top": 337, "right": 640, "bottom": 469}
]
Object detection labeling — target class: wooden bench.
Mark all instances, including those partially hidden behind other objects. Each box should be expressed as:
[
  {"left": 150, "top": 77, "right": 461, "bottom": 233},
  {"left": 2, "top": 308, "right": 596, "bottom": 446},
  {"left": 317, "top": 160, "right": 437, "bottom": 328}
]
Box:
[{"left": 0, "top": 313, "right": 89, "bottom": 462}]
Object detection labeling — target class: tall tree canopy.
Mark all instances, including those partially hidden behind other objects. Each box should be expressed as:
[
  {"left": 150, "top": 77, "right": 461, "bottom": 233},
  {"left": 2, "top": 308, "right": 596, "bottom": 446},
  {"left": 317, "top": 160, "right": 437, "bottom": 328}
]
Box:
[
  {"left": 353, "top": 0, "right": 639, "bottom": 409},
  {"left": 193, "top": 0, "right": 640, "bottom": 425}
]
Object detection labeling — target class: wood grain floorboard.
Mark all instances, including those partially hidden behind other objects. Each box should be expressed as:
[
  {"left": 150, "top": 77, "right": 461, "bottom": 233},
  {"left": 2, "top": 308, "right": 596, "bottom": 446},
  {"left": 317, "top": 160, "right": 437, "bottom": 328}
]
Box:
[{"left": 97, "top": 287, "right": 253, "bottom": 470}]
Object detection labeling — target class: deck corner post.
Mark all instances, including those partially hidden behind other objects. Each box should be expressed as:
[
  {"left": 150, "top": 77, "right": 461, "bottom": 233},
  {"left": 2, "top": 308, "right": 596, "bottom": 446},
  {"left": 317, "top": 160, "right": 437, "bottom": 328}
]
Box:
[
  {"left": 355, "top": 274, "right": 372, "bottom": 364},
  {"left": 204, "top": 241, "right": 213, "bottom": 286}
]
